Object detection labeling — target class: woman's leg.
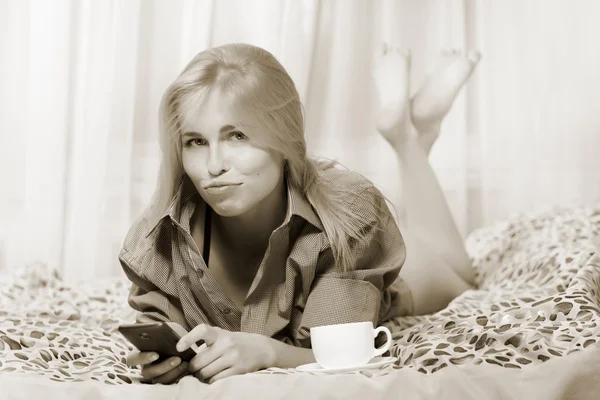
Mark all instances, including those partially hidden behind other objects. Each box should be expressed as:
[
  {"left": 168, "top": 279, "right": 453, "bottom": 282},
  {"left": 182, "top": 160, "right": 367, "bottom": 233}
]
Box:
[
  {"left": 393, "top": 138, "right": 473, "bottom": 315},
  {"left": 373, "top": 45, "right": 479, "bottom": 315}
]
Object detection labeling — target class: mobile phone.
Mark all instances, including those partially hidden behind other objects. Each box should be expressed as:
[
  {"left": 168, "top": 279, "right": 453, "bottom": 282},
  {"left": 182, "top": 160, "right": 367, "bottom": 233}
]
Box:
[{"left": 118, "top": 321, "right": 202, "bottom": 363}]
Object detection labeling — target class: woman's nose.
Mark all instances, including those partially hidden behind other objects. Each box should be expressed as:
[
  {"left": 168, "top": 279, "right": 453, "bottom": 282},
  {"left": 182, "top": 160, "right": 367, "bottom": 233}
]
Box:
[{"left": 207, "top": 146, "right": 230, "bottom": 176}]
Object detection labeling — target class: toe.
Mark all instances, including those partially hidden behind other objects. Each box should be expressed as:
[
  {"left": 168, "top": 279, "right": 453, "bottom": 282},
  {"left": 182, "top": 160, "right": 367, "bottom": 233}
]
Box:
[
  {"left": 467, "top": 50, "right": 482, "bottom": 63},
  {"left": 382, "top": 42, "right": 389, "bottom": 55},
  {"left": 374, "top": 42, "right": 390, "bottom": 59}
]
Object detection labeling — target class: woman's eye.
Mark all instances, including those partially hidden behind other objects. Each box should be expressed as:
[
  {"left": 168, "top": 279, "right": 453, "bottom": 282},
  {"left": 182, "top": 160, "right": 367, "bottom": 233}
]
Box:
[
  {"left": 185, "top": 138, "right": 206, "bottom": 147},
  {"left": 230, "top": 131, "right": 247, "bottom": 141}
]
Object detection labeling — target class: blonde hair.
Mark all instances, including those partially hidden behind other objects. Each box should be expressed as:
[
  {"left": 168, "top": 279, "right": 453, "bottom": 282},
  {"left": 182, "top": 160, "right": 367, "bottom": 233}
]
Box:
[{"left": 149, "top": 43, "right": 388, "bottom": 272}]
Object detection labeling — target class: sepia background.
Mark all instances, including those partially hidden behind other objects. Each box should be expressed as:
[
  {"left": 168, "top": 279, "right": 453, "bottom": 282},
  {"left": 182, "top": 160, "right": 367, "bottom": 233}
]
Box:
[{"left": 1, "top": 0, "right": 599, "bottom": 281}]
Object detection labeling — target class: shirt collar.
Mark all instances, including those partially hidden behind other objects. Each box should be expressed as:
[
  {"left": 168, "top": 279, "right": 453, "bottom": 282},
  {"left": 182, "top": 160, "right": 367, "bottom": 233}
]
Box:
[
  {"left": 286, "top": 183, "right": 323, "bottom": 231},
  {"left": 145, "top": 176, "right": 198, "bottom": 238},
  {"left": 145, "top": 176, "right": 323, "bottom": 238}
]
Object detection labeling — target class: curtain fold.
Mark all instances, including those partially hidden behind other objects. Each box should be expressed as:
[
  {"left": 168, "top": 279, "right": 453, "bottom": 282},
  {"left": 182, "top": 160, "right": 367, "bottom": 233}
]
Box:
[
  {"left": 62, "top": 0, "right": 142, "bottom": 283},
  {"left": 1, "top": 0, "right": 598, "bottom": 280},
  {"left": 1, "top": 0, "right": 74, "bottom": 275}
]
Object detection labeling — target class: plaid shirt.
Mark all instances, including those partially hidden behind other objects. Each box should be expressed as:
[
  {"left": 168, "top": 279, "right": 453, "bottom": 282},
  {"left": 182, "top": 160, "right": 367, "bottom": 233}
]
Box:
[{"left": 119, "top": 168, "right": 412, "bottom": 348}]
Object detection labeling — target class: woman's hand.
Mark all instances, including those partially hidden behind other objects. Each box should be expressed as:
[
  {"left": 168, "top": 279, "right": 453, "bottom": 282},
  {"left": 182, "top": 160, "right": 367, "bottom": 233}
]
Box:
[
  {"left": 126, "top": 349, "right": 190, "bottom": 384},
  {"left": 176, "top": 324, "right": 276, "bottom": 384}
]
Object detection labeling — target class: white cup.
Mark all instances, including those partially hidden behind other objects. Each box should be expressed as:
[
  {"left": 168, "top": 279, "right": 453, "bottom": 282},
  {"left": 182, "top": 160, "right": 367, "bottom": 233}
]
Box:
[{"left": 310, "top": 321, "right": 392, "bottom": 369}]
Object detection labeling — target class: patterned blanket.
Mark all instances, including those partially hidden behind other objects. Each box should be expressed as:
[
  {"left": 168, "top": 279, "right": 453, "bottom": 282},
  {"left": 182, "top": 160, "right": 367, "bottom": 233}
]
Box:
[{"left": 1, "top": 205, "right": 599, "bottom": 385}]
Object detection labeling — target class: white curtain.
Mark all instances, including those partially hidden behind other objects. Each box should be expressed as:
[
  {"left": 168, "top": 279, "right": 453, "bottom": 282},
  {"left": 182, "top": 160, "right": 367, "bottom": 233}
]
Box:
[
  {"left": 1, "top": 0, "right": 599, "bottom": 282},
  {"left": 471, "top": 0, "right": 600, "bottom": 231}
]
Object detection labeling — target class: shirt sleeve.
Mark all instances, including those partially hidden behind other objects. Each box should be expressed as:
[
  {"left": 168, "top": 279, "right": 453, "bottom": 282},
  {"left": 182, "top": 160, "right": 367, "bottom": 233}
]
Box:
[
  {"left": 119, "top": 252, "right": 190, "bottom": 330},
  {"left": 291, "top": 185, "right": 407, "bottom": 348}
]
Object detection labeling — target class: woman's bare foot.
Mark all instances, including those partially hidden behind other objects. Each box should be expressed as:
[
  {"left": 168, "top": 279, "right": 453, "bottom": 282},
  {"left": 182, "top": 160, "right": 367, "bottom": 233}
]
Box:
[
  {"left": 373, "top": 43, "right": 412, "bottom": 152},
  {"left": 411, "top": 49, "right": 481, "bottom": 154}
]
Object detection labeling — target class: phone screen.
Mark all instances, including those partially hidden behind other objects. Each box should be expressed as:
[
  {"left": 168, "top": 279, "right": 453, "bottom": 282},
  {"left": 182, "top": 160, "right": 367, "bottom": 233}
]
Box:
[{"left": 118, "top": 322, "right": 198, "bottom": 362}]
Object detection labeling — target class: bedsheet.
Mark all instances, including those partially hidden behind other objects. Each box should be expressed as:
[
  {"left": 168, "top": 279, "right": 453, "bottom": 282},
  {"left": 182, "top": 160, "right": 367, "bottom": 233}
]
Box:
[
  {"left": 1, "top": 346, "right": 600, "bottom": 400},
  {"left": 0, "top": 205, "right": 599, "bottom": 398}
]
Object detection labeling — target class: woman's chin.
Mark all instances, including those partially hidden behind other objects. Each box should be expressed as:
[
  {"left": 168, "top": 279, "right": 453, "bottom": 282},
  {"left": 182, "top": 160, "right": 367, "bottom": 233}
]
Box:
[{"left": 208, "top": 201, "right": 248, "bottom": 218}]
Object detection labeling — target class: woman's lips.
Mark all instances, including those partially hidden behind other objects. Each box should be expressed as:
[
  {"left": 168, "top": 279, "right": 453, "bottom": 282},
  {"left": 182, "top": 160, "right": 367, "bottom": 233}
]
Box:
[{"left": 204, "top": 183, "right": 242, "bottom": 194}]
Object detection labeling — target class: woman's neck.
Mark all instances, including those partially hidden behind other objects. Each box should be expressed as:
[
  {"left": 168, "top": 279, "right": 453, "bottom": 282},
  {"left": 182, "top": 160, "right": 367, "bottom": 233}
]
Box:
[{"left": 213, "top": 179, "right": 288, "bottom": 254}]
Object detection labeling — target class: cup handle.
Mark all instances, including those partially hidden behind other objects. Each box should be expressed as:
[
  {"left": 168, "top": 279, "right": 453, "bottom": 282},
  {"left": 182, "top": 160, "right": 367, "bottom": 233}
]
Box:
[{"left": 372, "top": 326, "right": 392, "bottom": 358}]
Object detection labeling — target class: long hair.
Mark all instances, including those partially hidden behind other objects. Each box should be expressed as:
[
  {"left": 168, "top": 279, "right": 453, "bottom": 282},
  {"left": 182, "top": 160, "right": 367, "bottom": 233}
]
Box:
[{"left": 148, "top": 43, "right": 388, "bottom": 272}]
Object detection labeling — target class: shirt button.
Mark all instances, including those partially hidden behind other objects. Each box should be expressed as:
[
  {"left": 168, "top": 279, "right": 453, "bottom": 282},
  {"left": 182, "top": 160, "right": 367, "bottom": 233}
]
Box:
[{"left": 222, "top": 308, "right": 231, "bottom": 315}]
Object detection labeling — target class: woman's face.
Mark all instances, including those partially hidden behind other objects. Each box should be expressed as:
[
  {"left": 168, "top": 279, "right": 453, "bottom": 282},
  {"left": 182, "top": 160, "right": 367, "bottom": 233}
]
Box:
[{"left": 179, "top": 88, "right": 285, "bottom": 217}]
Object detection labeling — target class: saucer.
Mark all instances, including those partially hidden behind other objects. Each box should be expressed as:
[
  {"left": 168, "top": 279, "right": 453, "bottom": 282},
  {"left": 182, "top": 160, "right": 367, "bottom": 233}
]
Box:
[{"left": 296, "top": 356, "right": 396, "bottom": 373}]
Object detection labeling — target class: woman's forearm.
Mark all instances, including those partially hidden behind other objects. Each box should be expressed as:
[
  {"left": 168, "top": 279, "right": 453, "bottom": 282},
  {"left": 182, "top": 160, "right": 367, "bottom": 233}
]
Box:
[{"left": 262, "top": 336, "right": 315, "bottom": 369}]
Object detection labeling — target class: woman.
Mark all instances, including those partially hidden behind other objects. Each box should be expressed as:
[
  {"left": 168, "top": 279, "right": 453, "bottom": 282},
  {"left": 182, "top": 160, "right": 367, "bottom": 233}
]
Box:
[{"left": 120, "top": 43, "right": 480, "bottom": 384}]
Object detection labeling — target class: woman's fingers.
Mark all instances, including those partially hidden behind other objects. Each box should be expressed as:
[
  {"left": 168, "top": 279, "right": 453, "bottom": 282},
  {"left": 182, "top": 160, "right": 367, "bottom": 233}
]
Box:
[
  {"left": 126, "top": 349, "right": 159, "bottom": 367},
  {"left": 173, "top": 370, "right": 192, "bottom": 384},
  {"left": 177, "top": 324, "right": 219, "bottom": 352},
  {"left": 150, "top": 361, "right": 190, "bottom": 385},
  {"left": 188, "top": 343, "right": 219, "bottom": 374},
  {"left": 193, "top": 353, "right": 232, "bottom": 382},
  {"left": 208, "top": 367, "right": 238, "bottom": 384},
  {"left": 140, "top": 356, "right": 182, "bottom": 381}
]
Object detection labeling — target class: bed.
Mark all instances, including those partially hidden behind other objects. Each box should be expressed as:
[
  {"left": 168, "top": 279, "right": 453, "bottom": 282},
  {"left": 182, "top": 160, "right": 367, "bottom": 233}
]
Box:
[{"left": 1, "top": 205, "right": 599, "bottom": 399}]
